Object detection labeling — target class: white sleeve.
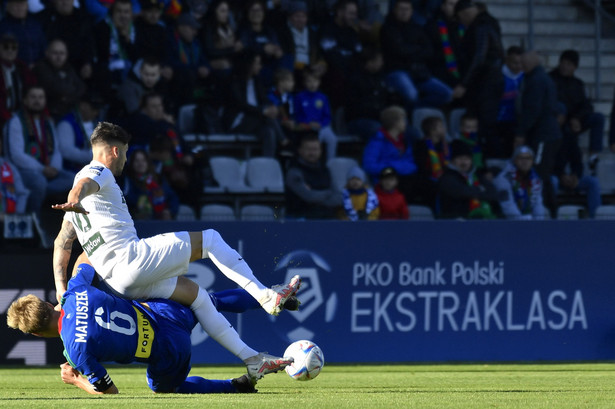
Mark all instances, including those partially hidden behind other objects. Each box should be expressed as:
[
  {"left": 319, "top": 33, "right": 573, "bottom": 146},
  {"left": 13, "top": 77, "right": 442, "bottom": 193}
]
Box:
[
  {"left": 7, "top": 116, "right": 44, "bottom": 172},
  {"left": 76, "top": 164, "right": 115, "bottom": 190}
]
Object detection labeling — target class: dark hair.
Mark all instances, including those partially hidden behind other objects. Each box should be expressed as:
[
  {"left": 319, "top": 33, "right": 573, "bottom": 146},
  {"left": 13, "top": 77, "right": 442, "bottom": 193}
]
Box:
[
  {"left": 506, "top": 45, "right": 524, "bottom": 56},
  {"left": 421, "top": 116, "right": 443, "bottom": 137},
  {"left": 360, "top": 46, "right": 382, "bottom": 64},
  {"left": 90, "top": 122, "right": 131, "bottom": 146},
  {"left": 110, "top": 0, "right": 133, "bottom": 14},
  {"left": 126, "top": 148, "right": 155, "bottom": 180},
  {"left": 273, "top": 67, "right": 293, "bottom": 84},
  {"left": 140, "top": 91, "right": 163, "bottom": 109},
  {"left": 297, "top": 131, "right": 320, "bottom": 147},
  {"left": 560, "top": 49, "right": 580, "bottom": 67},
  {"left": 460, "top": 112, "right": 478, "bottom": 123},
  {"left": 335, "top": 0, "right": 358, "bottom": 13},
  {"left": 22, "top": 84, "right": 45, "bottom": 99}
]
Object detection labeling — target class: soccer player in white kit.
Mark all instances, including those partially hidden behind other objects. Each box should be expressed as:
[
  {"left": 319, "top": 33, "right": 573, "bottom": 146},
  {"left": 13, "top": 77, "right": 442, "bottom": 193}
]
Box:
[{"left": 51, "top": 122, "right": 300, "bottom": 381}]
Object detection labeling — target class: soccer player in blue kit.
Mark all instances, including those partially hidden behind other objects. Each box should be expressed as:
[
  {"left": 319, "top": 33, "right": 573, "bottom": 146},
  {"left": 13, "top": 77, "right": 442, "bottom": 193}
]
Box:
[{"left": 7, "top": 263, "right": 293, "bottom": 395}]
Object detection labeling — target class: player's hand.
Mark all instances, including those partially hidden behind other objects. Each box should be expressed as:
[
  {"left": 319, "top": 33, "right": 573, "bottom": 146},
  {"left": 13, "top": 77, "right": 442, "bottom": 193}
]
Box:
[
  {"left": 51, "top": 202, "right": 89, "bottom": 214},
  {"left": 60, "top": 363, "right": 80, "bottom": 385}
]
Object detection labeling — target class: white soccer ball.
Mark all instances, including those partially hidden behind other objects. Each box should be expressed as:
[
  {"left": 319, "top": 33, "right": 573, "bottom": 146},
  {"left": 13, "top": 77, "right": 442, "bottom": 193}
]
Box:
[{"left": 284, "top": 340, "right": 325, "bottom": 381}]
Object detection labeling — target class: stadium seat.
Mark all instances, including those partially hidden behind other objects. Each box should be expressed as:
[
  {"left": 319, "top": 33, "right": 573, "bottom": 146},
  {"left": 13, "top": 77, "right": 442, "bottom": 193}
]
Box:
[
  {"left": 207, "top": 157, "right": 258, "bottom": 193},
  {"left": 200, "top": 204, "right": 236, "bottom": 221},
  {"left": 596, "top": 156, "right": 615, "bottom": 194},
  {"left": 176, "top": 204, "right": 196, "bottom": 221},
  {"left": 240, "top": 204, "right": 277, "bottom": 221},
  {"left": 327, "top": 157, "right": 359, "bottom": 191},
  {"left": 408, "top": 204, "right": 435, "bottom": 220},
  {"left": 245, "top": 157, "right": 285, "bottom": 193},
  {"left": 595, "top": 204, "right": 615, "bottom": 220},
  {"left": 411, "top": 107, "right": 446, "bottom": 138},
  {"left": 556, "top": 204, "right": 586, "bottom": 220},
  {"left": 178, "top": 104, "right": 196, "bottom": 135},
  {"left": 448, "top": 108, "right": 466, "bottom": 139}
]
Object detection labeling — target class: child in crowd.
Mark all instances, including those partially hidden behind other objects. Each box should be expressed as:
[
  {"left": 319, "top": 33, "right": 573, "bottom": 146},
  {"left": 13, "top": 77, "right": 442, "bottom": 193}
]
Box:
[
  {"left": 267, "top": 68, "right": 296, "bottom": 149},
  {"left": 458, "top": 113, "right": 484, "bottom": 169},
  {"left": 294, "top": 70, "right": 338, "bottom": 160},
  {"left": 339, "top": 166, "right": 380, "bottom": 221},
  {"left": 374, "top": 167, "right": 408, "bottom": 220}
]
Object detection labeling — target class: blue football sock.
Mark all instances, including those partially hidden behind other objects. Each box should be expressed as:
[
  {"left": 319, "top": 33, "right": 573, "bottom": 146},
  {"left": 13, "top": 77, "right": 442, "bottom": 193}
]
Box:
[
  {"left": 176, "top": 376, "right": 235, "bottom": 394},
  {"left": 210, "top": 289, "right": 260, "bottom": 313}
]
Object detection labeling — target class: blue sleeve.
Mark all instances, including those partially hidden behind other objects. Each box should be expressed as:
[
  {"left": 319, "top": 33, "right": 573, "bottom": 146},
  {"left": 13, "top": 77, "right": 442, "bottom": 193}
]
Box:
[{"left": 67, "top": 264, "right": 97, "bottom": 292}]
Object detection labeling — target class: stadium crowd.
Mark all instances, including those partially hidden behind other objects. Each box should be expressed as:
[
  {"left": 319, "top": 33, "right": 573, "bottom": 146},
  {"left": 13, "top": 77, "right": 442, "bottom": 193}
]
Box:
[{"left": 1, "top": 0, "right": 614, "bottom": 245}]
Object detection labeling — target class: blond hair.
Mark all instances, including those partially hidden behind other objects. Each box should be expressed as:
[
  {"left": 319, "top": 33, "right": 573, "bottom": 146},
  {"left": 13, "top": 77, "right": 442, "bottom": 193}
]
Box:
[
  {"left": 6, "top": 295, "right": 52, "bottom": 334},
  {"left": 380, "top": 105, "right": 407, "bottom": 130}
]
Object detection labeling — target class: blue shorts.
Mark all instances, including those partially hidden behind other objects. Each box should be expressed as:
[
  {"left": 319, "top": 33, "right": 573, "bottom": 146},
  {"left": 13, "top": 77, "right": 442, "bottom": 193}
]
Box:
[{"left": 141, "top": 299, "right": 198, "bottom": 392}]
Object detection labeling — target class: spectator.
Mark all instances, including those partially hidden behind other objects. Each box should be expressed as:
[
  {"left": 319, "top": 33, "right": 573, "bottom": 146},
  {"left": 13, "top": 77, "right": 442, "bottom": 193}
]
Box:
[
  {"left": 0, "top": 0, "right": 46, "bottom": 66},
  {"left": 0, "top": 136, "right": 30, "bottom": 217},
  {"left": 285, "top": 132, "right": 342, "bottom": 219},
  {"left": 0, "top": 33, "right": 36, "bottom": 128},
  {"left": 267, "top": 67, "right": 296, "bottom": 149},
  {"left": 610, "top": 88, "right": 615, "bottom": 152},
  {"left": 5, "top": 86, "right": 74, "bottom": 235},
  {"left": 120, "top": 92, "right": 179, "bottom": 151},
  {"left": 515, "top": 50, "right": 562, "bottom": 215},
  {"left": 122, "top": 148, "right": 179, "bottom": 220},
  {"left": 117, "top": 58, "right": 169, "bottom": 115},
  {"left": 56, "top": 91, "right": 103, "bottom": 172},
  {"left": 318, "top": 0, "right": 363, "bottom": 109},
  {"left": 363, "top": 105, "right": 422, "bottom": 204},
  {"left": 165, "top": 12, "right": 212, "bottom": 107},
  {"left": 83, "top": 0, "right": 143, "bottom": 22},
  {"left": 223, "top": 51, "right": 286, "bottom": 157},
  {"left": 454, "top": 0, "right": 504, "bottom": 158},
  {"left": 36, "top": 0, "right": 96, "bottom": 80},
  {"left": 201, "top": 0, "right": 243, "bottom": 86},
  {"left": 390, "top": 0, "right": 443, "bottom": 26},
  {"left": 414, "top": 115, "right": 449, "bottom": 188},
  {"left": 33, "top": 39, "right": 86, "bottom": 120},
  {"left": 425, "top": 0, "right": 465, "bottom": 89},
  {"left": 346, "top": 46, "right": 400, "bottom": 141},
  {"left": 458, "top": 112, "right": 484, "bottom": 169},
  {"left": 438, "top": 139, "right": 501, "bottom": 219},
  {"left": 276, "top": 1, "right": 327, "bottom": 83},
  {"left": 93, "top": 0, "right": 138, "bottom": 99},
  {"left": 375, "top": 166, "right": 409, "bottom": 220},
  {"left": 238, "top": 0, "right": 283, "bottom": 87},
  {"left": 549, "top": 49, "right": 606, "bottom": 173},
  {"left": 493, "top": 145, "right": 547, "bottom": 220},
  {"left": 134, "top": 0, "right": 168, "bottom": 65},
  {"left": 496, "top": 45, "right": 524, "bottom": 159},
  {"left": 553, "top": 124, "right": 602, "bottom": 219},
  {"left": 293, "top": 69, "right": 338, "bottom": 161},
  {"left": 380, "top": 0, "right": 452, "bottom": 111},
  {"left": 339, "top": 165, "right": 379, "bottom": 220}
]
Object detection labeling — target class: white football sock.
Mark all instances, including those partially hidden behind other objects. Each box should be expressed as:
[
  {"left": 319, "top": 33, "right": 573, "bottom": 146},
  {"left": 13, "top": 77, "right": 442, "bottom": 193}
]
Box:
[
  {"left": 190, "top": 287, "right": 257, "bottom": 360},
  {"left": 202, "top": 229, "right": 268, "bottom": 300}
]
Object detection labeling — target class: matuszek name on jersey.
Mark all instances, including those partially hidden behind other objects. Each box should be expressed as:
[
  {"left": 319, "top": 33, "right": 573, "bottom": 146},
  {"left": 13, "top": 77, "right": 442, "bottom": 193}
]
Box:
[{"left": 74, "top": 290, "right": 89, "bottom": 343}]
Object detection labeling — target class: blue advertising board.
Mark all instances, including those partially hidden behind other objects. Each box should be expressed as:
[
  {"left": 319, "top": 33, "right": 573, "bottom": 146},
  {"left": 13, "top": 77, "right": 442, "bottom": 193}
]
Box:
[{"left": 133, "top": 220, "right": 615, "bottom": 364}]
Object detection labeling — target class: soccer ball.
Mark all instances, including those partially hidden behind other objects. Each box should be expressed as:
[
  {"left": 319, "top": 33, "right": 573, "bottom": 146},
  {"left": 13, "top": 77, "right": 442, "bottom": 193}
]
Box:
[{"left": 284, "top": 340, "right": 324, "bottom": 381}]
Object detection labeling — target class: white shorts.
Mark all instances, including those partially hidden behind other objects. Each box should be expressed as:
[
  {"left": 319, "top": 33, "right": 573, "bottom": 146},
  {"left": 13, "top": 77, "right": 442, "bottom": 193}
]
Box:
[{"left": 103, "top": 231, "right": 192, "bottom": 299}]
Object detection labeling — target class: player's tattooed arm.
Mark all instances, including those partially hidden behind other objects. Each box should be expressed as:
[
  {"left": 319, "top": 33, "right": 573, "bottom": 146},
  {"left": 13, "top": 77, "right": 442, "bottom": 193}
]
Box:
[{"left": 53, "top": 221, "right": 78, "bottom": 303}]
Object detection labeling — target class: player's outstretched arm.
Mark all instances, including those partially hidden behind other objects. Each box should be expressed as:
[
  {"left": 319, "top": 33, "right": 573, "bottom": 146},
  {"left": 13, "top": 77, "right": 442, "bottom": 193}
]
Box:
[
  {"left": 51, "top": 178, "right": 99, "bottom": 214},
  {"left": 60, "top": 363, "right": 119, "bottom": 395},
  {"left": 53, "top": 221, "right": 78, "bottom": 303}
]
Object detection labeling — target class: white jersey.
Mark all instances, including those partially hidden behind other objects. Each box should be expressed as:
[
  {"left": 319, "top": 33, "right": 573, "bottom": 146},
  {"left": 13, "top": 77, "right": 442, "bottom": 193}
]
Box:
[{"left": 64, "top": 160, "right": 138, "bottom": 277}]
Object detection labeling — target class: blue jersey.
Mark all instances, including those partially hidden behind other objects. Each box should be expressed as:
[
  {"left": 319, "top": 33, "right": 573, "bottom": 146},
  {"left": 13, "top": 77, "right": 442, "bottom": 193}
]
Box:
[{"left": 60, "top": 264, "right": 196, "bottom": 392}]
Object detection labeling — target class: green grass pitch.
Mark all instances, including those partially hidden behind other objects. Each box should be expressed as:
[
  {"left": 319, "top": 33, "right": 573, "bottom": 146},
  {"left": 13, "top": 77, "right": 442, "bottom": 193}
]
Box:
[{"left": 1, "top": 363, "right": 615, "bottom": 408}]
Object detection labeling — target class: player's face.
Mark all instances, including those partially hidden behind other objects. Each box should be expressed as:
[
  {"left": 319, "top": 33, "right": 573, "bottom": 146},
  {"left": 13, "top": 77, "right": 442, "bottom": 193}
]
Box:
[{"left": 112, "top": 144, "right": 129, "bottom": 176}]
